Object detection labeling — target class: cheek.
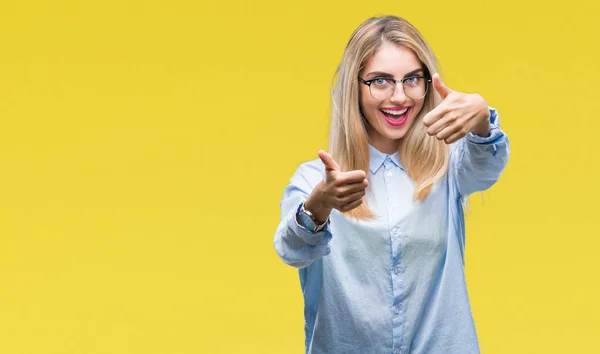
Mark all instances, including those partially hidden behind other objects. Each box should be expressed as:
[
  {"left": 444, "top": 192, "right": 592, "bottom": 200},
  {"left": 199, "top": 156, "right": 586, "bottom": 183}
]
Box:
[
  {"left": 359, "top": 90, "right": 378, "bottom": 122},
  {"left": 359, "top": 88, "right": 369, "bottom": 109},
  {"left": 412, "top": 100, "right": 425, "bottom": 119},
  {"left": 360, "top": 89, "right": 379, "bottom": 114}
]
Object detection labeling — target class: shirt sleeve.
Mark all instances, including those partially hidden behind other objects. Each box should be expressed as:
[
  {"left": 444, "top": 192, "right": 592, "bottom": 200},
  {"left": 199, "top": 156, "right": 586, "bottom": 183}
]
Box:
[
  {"left": 450, "top": 107, "right": 510, "bottom": 199},
  {"left": 273, "top": 161, "right": 333, "bottom": 269}
]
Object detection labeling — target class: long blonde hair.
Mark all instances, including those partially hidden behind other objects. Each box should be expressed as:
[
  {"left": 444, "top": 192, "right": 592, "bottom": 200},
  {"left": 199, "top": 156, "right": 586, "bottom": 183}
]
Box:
[{"left": 330, "top": 15, "right": 450, "bottom": 219}]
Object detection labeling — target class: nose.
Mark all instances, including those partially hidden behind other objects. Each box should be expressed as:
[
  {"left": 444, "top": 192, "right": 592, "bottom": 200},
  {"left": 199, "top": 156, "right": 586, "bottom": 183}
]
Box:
[{"left": 389, "top": 84, "right": 409, "bottom": 103}]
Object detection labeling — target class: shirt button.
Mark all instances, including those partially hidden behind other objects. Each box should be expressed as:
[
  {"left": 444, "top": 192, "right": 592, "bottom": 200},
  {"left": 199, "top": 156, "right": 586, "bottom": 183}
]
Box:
[
  {"left": 394, "top": 348, "right": 402, "bottom": 354},
  {"left": 394, "top": 307, "right": 401, "bottom": 315},
  {"left": 394, "top": 267, "right": 401, "bottom": 275},
  {"left": 385, "top": 171, "right": 393, "bottom": 178},
  {"left": 392, "top": 227, "right": 399, "bottom": 235}
]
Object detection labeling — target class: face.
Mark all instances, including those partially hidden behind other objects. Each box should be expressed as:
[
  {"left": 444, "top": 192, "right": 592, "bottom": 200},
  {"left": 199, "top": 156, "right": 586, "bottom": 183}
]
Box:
[{"left": 359, "top": 41, "right": 427, "bottom": 154}]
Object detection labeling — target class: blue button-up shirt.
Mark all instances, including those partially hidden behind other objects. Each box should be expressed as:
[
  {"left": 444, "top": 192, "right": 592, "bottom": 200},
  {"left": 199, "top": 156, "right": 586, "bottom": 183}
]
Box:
[{"left": 274, "top": 108, "right": 509, "bottom": 354}]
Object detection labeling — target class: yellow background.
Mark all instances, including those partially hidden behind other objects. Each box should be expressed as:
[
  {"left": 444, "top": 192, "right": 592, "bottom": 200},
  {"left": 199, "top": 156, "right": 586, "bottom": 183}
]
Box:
[{"left": 1, "top": 0, "right": 598, "bottom": 353}]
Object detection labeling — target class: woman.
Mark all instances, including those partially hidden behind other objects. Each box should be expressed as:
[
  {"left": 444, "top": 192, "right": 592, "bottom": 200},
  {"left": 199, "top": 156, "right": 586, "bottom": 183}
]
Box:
[{"left": 273, "top": 15, "right": 509, "bottom": 354}]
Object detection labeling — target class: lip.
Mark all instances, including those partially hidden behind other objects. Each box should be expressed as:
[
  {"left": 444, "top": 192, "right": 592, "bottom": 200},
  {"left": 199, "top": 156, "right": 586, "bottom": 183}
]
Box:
[
  {"left": 380, "top": 107, "right": 411, "bottom": 127},
  {"left": 381, "top": 106, "right": 411, "bottom": 111}
]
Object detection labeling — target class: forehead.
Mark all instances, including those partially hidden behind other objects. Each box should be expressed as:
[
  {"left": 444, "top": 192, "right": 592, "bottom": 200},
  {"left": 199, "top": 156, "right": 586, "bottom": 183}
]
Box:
[{"left": 362, "top": 41, "right": 422, "bottom": 76}]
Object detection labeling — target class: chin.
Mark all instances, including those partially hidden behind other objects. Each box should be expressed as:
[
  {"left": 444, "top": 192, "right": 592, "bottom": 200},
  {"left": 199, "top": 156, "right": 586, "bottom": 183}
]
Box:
[
  {"left": 384, "top": 130, "right": 409, "bottom": 142},
  {"left": 382, "top": 120, "right": 413, "bottom": 139}
]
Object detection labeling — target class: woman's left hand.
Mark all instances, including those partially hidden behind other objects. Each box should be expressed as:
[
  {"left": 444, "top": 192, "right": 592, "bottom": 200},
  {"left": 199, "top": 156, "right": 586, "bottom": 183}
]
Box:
[{"left": 422, "top": 73, "right": 491, "bottom": 144}]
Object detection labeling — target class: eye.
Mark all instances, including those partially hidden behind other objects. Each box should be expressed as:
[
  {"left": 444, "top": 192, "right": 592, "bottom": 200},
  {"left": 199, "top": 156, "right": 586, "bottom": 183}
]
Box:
[
  {"left": 404, "top": 76, "right": 420, "bottom": 86},
  {"left": 372, "top": 78, "right": 391, "bottom": 86}
]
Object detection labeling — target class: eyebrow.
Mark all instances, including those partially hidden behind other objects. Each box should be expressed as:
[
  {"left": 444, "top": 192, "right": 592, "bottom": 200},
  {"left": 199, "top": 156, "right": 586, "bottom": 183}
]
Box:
[{"left": 365, "top": 68, "right": 424, "bottom": 79}]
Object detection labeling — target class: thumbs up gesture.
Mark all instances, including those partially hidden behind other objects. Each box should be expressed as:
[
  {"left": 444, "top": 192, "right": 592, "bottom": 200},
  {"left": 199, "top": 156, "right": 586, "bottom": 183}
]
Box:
[
  {"left": 422, "top": 73, "right": 491, "bottom": 144},
  {"left": 303, "top": 151, "right": 369, "bottom": 222}
]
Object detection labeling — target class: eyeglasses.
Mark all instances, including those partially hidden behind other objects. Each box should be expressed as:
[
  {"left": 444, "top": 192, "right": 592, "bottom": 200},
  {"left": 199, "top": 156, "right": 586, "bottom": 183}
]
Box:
[{"left": 358, "top": 76, "right": 432, "bottom": 100}]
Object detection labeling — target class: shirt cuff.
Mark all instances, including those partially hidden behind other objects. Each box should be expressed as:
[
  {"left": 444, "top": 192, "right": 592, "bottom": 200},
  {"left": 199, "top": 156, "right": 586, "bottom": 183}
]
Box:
[{"left": 292, "top": 202, "right": 333, "bottom": 244}]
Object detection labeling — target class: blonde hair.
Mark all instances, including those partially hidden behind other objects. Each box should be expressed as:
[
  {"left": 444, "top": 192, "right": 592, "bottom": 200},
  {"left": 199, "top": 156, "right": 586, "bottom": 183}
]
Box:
[{"left": 329, "top": 15, "right": 450, "bottom": 219}]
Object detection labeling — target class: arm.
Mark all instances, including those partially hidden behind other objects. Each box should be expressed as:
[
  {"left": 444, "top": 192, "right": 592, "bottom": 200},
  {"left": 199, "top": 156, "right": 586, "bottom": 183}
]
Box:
[
  {"left": 273, "top": 162, "right": 333, "bottom": 269},
  {"left": 451, "top": 107, "right": 510, "bottom": 199}
]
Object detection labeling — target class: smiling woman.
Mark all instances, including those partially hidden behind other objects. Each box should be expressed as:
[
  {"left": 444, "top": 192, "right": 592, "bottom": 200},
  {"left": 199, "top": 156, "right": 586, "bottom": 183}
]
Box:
[{"left": 273, "top": 15, "right": 510, "bottom": 354}]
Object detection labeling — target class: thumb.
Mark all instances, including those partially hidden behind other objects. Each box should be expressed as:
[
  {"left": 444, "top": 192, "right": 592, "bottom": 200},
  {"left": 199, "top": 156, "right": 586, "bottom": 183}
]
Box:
[
  {"left": 318, "top": 150, "right": 340, "bottom": 171},
  {"left": 432, "top": 73, "right": 452, "bottom": 99}
]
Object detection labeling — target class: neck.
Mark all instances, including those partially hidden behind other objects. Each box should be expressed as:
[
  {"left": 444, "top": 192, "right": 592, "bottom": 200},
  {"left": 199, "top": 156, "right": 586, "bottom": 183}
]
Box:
[{"left": 368, "top": 130, "right": 401, "bottom": 154}]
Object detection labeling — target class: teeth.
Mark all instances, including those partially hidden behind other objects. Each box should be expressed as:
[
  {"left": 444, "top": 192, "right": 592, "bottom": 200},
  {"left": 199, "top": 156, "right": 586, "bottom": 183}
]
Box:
[{"left": 381, "top": 108, "right": 408, "bottom": 115}]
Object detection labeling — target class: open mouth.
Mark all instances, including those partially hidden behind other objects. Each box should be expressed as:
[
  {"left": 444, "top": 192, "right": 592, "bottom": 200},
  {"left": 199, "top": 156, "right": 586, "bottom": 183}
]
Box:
[{"left": 380, "top": 107, "right": 411, "bottom": 127}]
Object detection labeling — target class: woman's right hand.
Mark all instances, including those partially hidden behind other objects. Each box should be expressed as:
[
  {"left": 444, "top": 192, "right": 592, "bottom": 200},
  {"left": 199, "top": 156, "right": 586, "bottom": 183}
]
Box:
[{"left": 303, "top": 150, "right": 369, "bottom": 222}]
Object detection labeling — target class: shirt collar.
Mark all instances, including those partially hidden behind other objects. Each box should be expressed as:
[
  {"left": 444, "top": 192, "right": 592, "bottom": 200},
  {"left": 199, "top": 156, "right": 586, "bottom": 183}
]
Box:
[{"left": 368, "top": 144, "right": 404, "bottom": 174}]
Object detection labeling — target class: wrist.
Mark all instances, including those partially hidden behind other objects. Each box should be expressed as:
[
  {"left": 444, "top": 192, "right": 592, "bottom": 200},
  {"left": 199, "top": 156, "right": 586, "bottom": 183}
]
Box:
[
  {"left": 471, "top": 115, "right": 491, "bottom": 137},
  {"left": 304, "top": 183, "right": 333, "bottom": 223}
]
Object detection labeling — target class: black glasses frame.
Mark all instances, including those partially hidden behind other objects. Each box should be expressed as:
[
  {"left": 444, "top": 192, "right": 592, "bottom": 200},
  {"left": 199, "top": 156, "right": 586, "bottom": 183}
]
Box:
[{"left": 358, "top": 76, "right": 432, "bottom": 99}]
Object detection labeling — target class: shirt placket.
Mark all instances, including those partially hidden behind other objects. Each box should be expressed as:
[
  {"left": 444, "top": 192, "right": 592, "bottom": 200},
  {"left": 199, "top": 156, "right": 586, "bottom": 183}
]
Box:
[{"left": 383, "top": 157, "right": 405, "bottom": 354}]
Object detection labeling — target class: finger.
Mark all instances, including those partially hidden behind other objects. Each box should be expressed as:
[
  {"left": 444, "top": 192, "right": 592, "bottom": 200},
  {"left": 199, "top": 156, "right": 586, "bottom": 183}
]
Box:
[
  {"left": 422, "top": 103, "right": 447, "bottom": 127},
  {"left": 427, "top": 111, "right": 457, "bottom": 136},
  {"left": 337, "top": 179, "right": 369, "bottom": 195},
  {"left": 338, "top": 189, "right": 366, "bottom": 205},
  {"left": 335, "top": 170, "right": 367, "bottom": 185},
  {"left": 318, "top": 150, "right": 340, "bottom": 171},
  {"left": 434, "top": 122, "right": 462, "bottom": 141},
  {"left": 444, "top": 128, "right": 469, "bottom": 144},
  {"left": 339, "top": 197, "right": 364, "bottom": 212},
  {"left": 432, "top": 73, "right": 452, "bottom": 99}
]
